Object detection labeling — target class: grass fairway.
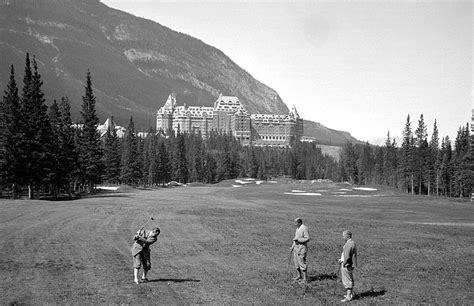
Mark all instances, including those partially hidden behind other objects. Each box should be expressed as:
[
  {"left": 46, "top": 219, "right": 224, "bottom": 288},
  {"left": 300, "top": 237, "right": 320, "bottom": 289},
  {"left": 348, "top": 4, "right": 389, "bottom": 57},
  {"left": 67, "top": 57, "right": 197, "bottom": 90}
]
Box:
[{"left": 1, "top": 181, "right": 473, "bottom": 304}]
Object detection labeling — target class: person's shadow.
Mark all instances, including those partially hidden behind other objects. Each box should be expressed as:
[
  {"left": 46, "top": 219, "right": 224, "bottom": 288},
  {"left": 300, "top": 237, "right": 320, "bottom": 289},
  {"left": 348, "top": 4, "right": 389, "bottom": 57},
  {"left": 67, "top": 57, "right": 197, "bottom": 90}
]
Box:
[
  {"left": 148, "top": 278, "right": 200, "bottom": 283},
  {"left": 308, "top": 273, "right": 338, "bottom": 282},
  {"left": 353, "top": 289, "right": 386, "bottom": 300}
]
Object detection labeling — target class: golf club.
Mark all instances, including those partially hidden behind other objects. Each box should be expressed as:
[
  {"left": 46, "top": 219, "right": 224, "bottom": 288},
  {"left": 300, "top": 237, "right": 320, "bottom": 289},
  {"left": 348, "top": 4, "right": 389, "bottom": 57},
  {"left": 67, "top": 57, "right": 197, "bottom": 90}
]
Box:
[
  {"left": 287, "top": 247, "right": 294, "bottom": 278},
  {"left": 336, "top": 261, "right": 342, "bottom": 281},
  {"left": 140, "top": 217, "right": 154, "bottom": 230}
]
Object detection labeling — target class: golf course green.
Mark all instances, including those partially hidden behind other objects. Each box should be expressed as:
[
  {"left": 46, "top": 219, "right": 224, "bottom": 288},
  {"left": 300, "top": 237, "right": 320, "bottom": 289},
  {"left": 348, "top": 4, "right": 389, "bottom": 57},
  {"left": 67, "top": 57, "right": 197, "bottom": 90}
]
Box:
[{"left": 1, "top": 179, "right": 473, "bottom": 304}]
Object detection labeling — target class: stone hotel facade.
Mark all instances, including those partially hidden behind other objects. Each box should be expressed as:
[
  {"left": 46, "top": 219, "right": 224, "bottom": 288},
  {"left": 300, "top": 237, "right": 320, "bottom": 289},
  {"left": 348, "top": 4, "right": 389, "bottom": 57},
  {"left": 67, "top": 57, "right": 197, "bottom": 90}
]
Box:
[{"left": 156, "top": 93, "right": 303, "bottom": 146}]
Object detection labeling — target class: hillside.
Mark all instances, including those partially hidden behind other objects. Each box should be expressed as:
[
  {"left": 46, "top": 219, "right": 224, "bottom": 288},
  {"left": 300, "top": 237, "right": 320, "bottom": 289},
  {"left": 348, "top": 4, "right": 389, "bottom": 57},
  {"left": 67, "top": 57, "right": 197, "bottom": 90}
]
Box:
[
  {"left": 0, "top": 0, "right": 358, "bottom": 145},
  {"left": 303, "top": 120, "right": 359, "bottom": 146}
]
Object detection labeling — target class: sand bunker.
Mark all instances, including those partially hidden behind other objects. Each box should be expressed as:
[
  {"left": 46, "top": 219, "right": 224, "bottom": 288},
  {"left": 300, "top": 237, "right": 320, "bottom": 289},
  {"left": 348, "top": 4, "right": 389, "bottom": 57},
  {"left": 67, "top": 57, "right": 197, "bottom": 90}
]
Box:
[
  {"left": 232, "top": 185, "right": 243, "bottom": 188},
  {"left": 353, "top": 187, "right": 377, "bottom": 191},
  {"left": 97, "top": 186, "right": 119, "bottom": 191},
  {"left": 291, "top": 190, "right": 306, "bottom": 193},
  {"left": 234, "top": 180, "right": 252, "bottom": 184},
  {"left": 284, "top": 192, "right": 322, "bottom": 196},
  {"left": 335, "top": 194, "right": 379, "bottom": 197},
  {"left": 405, "top": 222, "right": 474, "bottom": 227}
]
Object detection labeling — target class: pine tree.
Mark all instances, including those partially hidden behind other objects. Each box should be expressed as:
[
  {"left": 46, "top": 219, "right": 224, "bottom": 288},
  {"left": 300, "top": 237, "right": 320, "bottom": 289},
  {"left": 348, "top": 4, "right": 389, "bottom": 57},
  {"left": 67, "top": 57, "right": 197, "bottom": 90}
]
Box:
[
  {"left": 439, "top": 136, "right": 452, "bottom": 196},
  {"left": 203, "top": 153, "right": 216, "bottom": 184},
  {"left": 336, "top": 156, "right": 347, "bottom": 183},
  {"left": 382, "top": 132, "right": 393, "bottom": 185},
  {"left": 121, "top": 116, "right": 141, "bottom": 186},
  {"left": 18, "top": 55, "right": 54, "bottom": 198},
  {"left": 358, "top": 142, "right": 373, "bottom": 185},
  {"left": 145, "top": 130, "right": 157, "bottom": 186},
  {"left": 257, "top": 154, "right": 267, "bottom": 180},
  {"left": 192, "top": 140, "right": 204, "bottom": 182},
  {"left": 452, "top": 125, "right": 470, "bottom": 197},
  {"left": 389, "top": 138, "right": 399, "bottom": 188},
  {"left": 270, "top": 148, "right": 284, "bottom": 177},
  {"left": 148, "top": 134, "right": 158, "bottom": 186},
  {"left": 249, "top": 147, "right": 259, "bottom": 178},
  {"left": 325, "top": 159, "right": 338, "bottom": 182},
  {"left": 158, "top": 141, "right": 171, "bottom": 185},
  {"left": 150, "top": 139, "right": 165, "bottom": 186},
  {"left": 136, "top": 135, "right": 145, "bottom": 185},
  {"left": 79, "top": 71, "right": 103, "bottom": 191},
  {"left": 289, "top": 142, "right": 304, "bottom": 179},
  {"left": 141, "top": 128, "right": 155, "bottom": 186},
  {"left": 0, "top": 65, "right": 22, "bottom": 197},
  {"left": 16, "top": 54, "right": 33, "bottom": 195},
  {"left": 374, "top": 144, "right": 384, "bottom": 185},
  {"left": 102, "top": 117, "right": 121, "bottom": 184},
  {"left": 414, "top": 114, "right": 429, "bottom": 194},
  {"left": 342, "top": 142, "right": 358, "bottom": 184},
  {"left": 428, "top": 120, "right": 440, "bottom": 196},
  {"left": 400, "top": 115, "right": 415, "bottom": 194},
  {"left": 58, "top": 97, "right": 79, "bottom": 195},
  {"left": 173, "top": 131, "right": 188, "bottom": 183},
  {"left": 74, "top": 120, "right": 84, "bottom": 190},
  {"left": 464, "top": 124, "right": 474, "bottom": 198},
  {"left": 48, "top": 100, "right": 62, "bottom": 196}
]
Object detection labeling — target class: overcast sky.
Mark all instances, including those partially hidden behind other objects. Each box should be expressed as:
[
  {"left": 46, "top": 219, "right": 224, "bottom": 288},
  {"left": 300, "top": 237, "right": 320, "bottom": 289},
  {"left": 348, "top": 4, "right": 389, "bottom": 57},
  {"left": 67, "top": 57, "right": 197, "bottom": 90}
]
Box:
[{"left": 101, "top": 0, "right": 472, "bottom": 144}]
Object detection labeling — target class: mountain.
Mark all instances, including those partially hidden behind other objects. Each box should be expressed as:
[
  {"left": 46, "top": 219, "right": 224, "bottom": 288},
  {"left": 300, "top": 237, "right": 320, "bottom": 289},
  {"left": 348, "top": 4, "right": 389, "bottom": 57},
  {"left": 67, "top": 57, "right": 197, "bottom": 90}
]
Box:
[
  {"left": 0, "top": 0, "right": 359, "bottom": 145},
  {"left": 303, "top": 120, "right": 359, "bottom": 146}
]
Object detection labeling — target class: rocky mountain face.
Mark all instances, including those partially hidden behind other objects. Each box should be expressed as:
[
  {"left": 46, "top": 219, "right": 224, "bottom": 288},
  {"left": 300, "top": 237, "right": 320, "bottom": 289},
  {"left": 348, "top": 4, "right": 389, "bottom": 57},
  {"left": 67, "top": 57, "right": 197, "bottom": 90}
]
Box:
[{"left": 0, "top": 0, "right": 358, "bottom": 145}]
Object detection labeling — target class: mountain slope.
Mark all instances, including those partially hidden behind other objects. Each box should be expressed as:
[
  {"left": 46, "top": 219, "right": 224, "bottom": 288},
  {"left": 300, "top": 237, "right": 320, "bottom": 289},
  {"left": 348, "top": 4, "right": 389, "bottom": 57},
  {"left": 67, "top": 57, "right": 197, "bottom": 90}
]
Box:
[
  {"left": 0, "top": 0, "right": 358, "bottom": 145},
  {"left": 303, "top": 120, "right": 360, "bottom": 146}
]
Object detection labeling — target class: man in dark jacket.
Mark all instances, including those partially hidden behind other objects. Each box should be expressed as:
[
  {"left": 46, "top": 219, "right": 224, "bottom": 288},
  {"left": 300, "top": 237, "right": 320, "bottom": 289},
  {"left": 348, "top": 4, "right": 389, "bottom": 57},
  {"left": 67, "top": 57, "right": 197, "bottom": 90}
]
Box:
[
  {"left": 131, "top": 227, "right": 160, "bottom": 284},
  {"left": 338, "top": 230, "right": 357, "bottom": 302}
]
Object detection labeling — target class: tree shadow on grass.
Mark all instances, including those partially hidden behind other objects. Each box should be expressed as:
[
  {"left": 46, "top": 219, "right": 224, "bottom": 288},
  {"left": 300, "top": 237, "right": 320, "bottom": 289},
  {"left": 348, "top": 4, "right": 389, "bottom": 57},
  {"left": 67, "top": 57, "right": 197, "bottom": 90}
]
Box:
[
  {"left": 308, "top": 273, "right": 338, "bottom": 283},
  {"left": 148, "top": 278, "right": 200, "bottom": 283},
  {"left": 354, "top": 289, "right": 386, "bottom": 300},
  {"left": 41, "top": 195, "right": 82, "bottom": 201},
  {"left": 41, "top": 192, "right": 135, "bottom": 201},
  {"left": 82, "top": 193, "right": 134, "bottom": 199}
]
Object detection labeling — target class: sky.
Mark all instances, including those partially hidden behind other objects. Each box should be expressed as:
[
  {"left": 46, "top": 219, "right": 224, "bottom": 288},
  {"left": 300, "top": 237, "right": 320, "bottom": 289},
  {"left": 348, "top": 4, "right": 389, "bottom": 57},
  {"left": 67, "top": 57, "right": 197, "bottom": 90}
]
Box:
[{"left": 101, "top": 0, "right": 472, "bottom": 145}]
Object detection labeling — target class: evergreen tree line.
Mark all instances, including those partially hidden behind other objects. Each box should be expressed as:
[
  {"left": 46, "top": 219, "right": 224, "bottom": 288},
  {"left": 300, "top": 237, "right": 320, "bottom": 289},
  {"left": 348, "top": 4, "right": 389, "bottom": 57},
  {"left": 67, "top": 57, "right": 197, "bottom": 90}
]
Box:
[
  {"left": 108, "top": 123, "right": 339, "bottom": 188},
  {"left": 338, "top": 114, "right": 473, "bottom": 198},
  {"left": 1, "top": 55, "right": 472, "bottom": 199},
  {"left": 0, "top": 54, "right": 104, "bottom": 198},
  {"left": 0, "top": 55, "right": 339, "bottom": 198}
]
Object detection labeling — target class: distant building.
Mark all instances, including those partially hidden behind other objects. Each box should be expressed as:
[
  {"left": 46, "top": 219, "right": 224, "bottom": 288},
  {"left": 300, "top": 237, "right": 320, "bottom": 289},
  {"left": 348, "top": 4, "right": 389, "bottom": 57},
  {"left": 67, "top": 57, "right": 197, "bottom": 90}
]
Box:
[
  {"left": 301, "top": 136, "right": 317, "bottom": 143},
  {"left": 156, "top": 93, "right": 214, "bottom": 138},
  {"left": 156, "top": 93, "right": 303, "bottom": 147},
  {"left": 97, "top": 118, "right": 126, "bottom": 138}
]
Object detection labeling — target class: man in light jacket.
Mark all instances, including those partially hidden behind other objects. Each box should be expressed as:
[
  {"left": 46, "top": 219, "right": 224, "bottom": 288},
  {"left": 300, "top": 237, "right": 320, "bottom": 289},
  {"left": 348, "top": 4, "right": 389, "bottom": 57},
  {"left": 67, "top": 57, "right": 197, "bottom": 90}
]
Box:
[
  {"left": 291, "top": 217, "right": 310, "bottom": 284},
  {"left": 131, "top": 227, "right": 160, "bottom": 284},
  {"left": 338, "top": 230, "right": 357, "bottom": 302}
]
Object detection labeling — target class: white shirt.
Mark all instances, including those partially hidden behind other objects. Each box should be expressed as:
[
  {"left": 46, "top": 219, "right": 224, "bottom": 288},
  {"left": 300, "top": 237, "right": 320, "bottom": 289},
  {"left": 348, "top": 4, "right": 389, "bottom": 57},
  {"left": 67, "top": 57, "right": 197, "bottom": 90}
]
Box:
[{"left": 294, "top": 224, "right": 310, "bottom": 244}]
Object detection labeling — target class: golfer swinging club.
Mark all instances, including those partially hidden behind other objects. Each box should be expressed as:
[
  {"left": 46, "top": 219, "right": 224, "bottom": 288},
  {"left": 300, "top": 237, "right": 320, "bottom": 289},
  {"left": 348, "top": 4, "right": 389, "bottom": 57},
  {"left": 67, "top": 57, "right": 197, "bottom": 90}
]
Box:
[
  {"left": 290, "top": 217, "right": 310, "bottom": 284},
  {"left": 131, "top": 226, "right": 161, "bottom": 284}
]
